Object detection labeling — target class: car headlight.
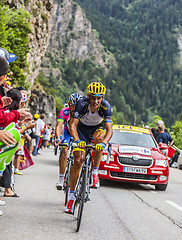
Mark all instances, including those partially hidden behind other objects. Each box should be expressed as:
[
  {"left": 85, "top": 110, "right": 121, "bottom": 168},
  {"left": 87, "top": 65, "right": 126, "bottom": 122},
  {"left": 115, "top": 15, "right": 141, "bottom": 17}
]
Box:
[
  {"left": 155, "top": 160, "right": 168, "bottom": 167},
  {"left": 101, "top": 155, "right": 115, "bottom": 162}
]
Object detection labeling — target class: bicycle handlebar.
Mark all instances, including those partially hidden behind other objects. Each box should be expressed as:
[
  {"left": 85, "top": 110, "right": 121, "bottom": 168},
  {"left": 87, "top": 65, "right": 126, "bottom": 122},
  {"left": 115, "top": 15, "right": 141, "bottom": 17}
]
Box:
[{"left": 84, "top": 144, "right": 96, "bottom": 150}]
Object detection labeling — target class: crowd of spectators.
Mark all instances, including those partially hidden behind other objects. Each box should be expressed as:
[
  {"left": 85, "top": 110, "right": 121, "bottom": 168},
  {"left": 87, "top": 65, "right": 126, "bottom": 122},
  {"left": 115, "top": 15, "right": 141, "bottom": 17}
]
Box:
[
  {"left": 148, "top": 120, "right": 179, "bottom": 167},
  {"left": 0, "top": 48, "right": 55, "bottom": 216}
]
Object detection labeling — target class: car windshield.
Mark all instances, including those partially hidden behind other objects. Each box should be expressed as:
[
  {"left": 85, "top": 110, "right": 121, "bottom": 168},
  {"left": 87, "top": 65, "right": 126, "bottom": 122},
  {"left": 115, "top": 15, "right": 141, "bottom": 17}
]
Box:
[{"left": 111, "top": 130, "right": 157, "bottom": 148}]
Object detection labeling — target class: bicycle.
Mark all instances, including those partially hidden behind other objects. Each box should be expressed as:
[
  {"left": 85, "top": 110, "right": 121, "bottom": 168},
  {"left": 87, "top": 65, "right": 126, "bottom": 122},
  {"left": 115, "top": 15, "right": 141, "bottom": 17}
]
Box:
[
  {"left": 54, "top": 144, "right": 58, "bottom": 155},
  {"left": 54, "top": 140, "right": 63, "bottom": 161},
  {"left": 54, "top": 137, "right": 76, "bottom": 204},
  {"left": 62, "top": 138, "right": 76, "bottom": 205},
  {"left": 74, "top": 144, "right": 95, "bottom": 232}
]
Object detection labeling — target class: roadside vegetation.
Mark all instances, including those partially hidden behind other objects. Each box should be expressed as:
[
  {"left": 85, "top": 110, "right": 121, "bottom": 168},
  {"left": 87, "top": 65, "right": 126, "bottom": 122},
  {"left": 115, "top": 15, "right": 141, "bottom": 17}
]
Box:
[
  {"left": 0, "top": 1, "right": 31, "bottom": 88},
  {"left": 76, "top": 0, "right": 182, "bottom": 127}
]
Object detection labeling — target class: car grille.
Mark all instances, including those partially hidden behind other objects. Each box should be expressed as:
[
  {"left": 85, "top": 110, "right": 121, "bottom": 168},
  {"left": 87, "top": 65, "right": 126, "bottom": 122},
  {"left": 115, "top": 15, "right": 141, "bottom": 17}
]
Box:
[
  {"left": 110, "top": 171, "right": 158, "bottom": 181},
  {"left": 118, "top": 156, "right": 152, "bottom": 167}
]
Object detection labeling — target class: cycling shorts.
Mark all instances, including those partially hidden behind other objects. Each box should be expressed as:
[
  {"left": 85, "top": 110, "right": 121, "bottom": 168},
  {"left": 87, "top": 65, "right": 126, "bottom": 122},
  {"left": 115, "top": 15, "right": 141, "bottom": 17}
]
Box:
[
  {"left": 62, "top": 128, "right": 71, "bottom": 145},
  {"left": 77, "top": 122, "right": 105, "bottom": 144}
]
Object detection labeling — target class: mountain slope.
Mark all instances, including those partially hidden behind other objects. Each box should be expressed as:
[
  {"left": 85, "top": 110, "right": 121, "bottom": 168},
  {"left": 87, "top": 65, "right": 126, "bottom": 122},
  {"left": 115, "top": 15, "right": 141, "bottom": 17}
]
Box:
[
  {"left": 76, "top": 0, "right": 182, "bottom": 126},
  {"left": 39, "top": 0, "right": 120, "bottom": 115}
]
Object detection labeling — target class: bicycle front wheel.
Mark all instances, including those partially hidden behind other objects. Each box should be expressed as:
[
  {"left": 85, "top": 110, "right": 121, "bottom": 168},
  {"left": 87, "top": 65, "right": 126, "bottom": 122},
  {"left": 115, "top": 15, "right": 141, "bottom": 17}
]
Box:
[
  {"left": 64, "top": 160, "right": 72, "bottom": 205},
  {"left": 64, "top": 169, "right": 69, "bottom": 205},
  {"left": 54, "top": 146, "right": 58, "bottom": 155},
  {"left": 76, "top": 168, "right": 88, "bottom": 232}
]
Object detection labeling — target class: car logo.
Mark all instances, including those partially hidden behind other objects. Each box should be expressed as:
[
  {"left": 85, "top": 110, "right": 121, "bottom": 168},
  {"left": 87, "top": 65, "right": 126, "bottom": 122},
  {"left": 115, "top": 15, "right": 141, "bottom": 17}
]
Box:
[{"left": 132, "top": 155, "right": 139, "bottom": 161}]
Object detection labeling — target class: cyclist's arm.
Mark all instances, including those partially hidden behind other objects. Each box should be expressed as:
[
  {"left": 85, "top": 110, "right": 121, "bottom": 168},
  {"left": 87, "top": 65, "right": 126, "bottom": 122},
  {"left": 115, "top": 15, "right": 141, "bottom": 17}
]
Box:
[
  {"left": 69, "top": 118, "right": 79, "bottom": 142},
  {"left": 55, "top": 120, "right": 63, "bottom": 139},
  {"left": 102, "top": 120, "right": 113, "bottom": 145}
]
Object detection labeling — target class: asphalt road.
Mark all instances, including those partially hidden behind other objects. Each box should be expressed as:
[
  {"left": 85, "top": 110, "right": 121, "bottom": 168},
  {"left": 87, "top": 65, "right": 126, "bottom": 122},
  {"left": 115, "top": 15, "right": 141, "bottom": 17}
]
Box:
[{"left": 0, "top": 148, "right": 182, "bottom": 240}]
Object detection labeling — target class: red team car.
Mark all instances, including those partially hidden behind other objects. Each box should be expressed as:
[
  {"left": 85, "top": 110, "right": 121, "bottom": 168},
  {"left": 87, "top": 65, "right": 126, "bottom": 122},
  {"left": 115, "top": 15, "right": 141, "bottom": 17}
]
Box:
[{"left": 99, "top": 125, "right": 169, "bottom": 191}]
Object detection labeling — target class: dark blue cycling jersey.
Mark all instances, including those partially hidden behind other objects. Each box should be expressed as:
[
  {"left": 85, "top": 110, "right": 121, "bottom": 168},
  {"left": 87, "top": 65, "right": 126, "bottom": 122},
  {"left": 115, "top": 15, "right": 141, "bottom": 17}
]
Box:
[{"left": 73, "top": 96, "right": 112, "bottom": 126}]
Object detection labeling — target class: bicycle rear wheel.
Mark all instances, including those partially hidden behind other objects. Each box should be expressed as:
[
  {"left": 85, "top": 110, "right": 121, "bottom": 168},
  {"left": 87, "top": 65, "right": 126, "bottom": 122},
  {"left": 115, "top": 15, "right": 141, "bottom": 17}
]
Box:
[
  {"left": 76, "top": 168, "right": 88, "bottom": 232},
  {"left": 64, "top": 160, "right": 72, "bottom": 205}
]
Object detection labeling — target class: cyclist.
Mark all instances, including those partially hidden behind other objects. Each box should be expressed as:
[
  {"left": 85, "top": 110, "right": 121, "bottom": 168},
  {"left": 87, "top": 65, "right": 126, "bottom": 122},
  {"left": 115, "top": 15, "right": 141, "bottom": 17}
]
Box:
[
  {"left": 55, "top": 93, "right": 82, "bottom": 190},
  {"left": 65, "top": 82, "right": 113, "bottom": 213}
]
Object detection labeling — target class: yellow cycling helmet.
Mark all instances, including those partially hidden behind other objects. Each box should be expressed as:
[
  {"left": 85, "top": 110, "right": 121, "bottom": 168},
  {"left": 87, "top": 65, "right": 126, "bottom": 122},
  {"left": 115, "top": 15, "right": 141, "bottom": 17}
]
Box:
[
  {"left": 87, "top": 82, "right": 106, "bottom": 96},
  {"left": 34, "top": 113, "right": 39, "bottom": 120}
]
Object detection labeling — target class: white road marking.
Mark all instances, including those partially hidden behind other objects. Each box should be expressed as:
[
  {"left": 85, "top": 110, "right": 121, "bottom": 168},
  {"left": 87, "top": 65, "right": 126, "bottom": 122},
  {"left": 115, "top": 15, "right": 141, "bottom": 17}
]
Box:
[{"left": 166, "top": 200, "right": 182, "bottom": 211}]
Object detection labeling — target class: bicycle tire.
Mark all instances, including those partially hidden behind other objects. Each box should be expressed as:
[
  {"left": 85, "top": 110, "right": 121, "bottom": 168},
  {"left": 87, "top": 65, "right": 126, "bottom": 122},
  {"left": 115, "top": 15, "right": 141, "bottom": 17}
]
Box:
[
  {"left": 64, "top": 165, "right": 70, "bottom": 205},
  {"left": 88, "top": 156, "right": 93, "bottom": 187},
  {"left": 64, "top": 156, "right": 73, "bottom": 205},
  {"left": 76, "top": 168, "right": 88, "bottom": 232},
  {"left": 54, "top": 146, "right": 58, "bottom": 155},
  {"left": 64, "top": 169, "right": 69, "bottom": 205}
]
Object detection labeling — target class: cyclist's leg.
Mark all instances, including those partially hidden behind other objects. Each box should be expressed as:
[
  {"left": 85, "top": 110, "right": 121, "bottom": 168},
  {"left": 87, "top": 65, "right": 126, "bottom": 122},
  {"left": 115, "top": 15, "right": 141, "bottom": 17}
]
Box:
[
  {"left": 92, "top": 128, "right": 106, "bottom": 188},
  {"left": 59, "top": 147, "right": 68, "bottom": 174},
  {"left": 69, "top": 124, "right": 89, "bottom": 191},
  {"left": 57, "top": 128, "right": 71, "bottom": 189},
  {"left": 65, "top": 125, "right": 87, "bottom": 213},
  {"left": 93, "top": 128, "right": 106, "bottom": 167},
  {"left": 70, "top": 149, "right": 85, "bottom": 192},
  {"left": 65, "top": 149, "right": 85, "bottom": 213}
]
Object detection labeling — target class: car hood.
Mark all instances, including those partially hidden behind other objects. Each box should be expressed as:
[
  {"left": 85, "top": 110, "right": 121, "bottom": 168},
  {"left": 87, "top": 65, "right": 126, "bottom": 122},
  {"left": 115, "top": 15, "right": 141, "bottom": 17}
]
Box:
[{"left": 109, "top": 144, "right": 167, "bottom": 160}]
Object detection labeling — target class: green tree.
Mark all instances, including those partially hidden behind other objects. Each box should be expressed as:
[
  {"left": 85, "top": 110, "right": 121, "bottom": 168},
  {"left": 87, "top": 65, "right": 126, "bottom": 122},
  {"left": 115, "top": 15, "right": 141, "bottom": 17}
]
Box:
[{"left": 0, "top": 3, "right": 31, "bottom": 88}]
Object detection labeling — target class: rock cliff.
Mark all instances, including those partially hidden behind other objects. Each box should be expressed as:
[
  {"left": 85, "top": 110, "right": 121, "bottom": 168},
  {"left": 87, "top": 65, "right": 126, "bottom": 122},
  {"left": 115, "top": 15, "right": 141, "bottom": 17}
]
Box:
[
  {"left": 6, "top": 0, "right": 116, "bottom": 124},
  {"left": 29, "top": 89, "right": 56, "bottom": 125},
  {"left": 41, "top": 0, "right": 116, "bottom": 77},
  {"left": 7, "top": 0, "right": 115, "bottom": 84},
  {"left": 7, "top": 0, "right": 53, "bottom": 85}
]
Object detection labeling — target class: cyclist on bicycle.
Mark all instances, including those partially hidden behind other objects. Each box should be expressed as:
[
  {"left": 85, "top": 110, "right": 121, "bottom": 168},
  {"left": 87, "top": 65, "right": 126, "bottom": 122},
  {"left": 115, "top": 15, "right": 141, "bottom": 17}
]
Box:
[
  {"left": 55, "top": 93, "right": 82, "bottom": 190},
  {"left": 65, "top": 82, "right": 113, "bottom": 213}
]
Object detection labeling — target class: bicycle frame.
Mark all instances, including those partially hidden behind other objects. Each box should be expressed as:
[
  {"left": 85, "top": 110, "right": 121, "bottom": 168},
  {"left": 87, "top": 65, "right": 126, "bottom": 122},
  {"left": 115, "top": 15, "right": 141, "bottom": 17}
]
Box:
[{"left": 58, "top": 138, "right": 77, "bottom": 204}]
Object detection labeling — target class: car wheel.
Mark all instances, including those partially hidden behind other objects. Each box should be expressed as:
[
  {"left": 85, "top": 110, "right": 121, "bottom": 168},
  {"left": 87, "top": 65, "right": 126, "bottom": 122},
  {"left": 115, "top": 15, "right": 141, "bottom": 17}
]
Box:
[{"left": 155, "top": 184, "right": 168, "bottom": 191}]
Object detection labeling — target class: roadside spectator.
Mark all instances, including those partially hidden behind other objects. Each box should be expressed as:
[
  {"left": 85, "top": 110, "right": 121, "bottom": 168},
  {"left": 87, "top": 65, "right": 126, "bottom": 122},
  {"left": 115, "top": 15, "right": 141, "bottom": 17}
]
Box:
[
  {"left": 170, "top": 151, "right": 180, "bottom": 168},
  {"left": 30, "top": 114, "right": 39, "bottom": 155},
  {"left": 38, "top": 123, "right": 46, "bottom": 153},
  {"left": 6, "top": 71, "right": 13, "bottom": 81},
  {"left": 0, "top": 88, "right": 34, "bottom": 196},
  {"left": 158, "top": 124, "right": 174, "bottom": 156},
  {"left": 42, "top": 125, "right": 51, "bottom": 148},
  {"left": 0, "top": 51, "right": 31, "bottom": 199},
  {"left": 32, "top": 114, "right": 45, "bottom": 156},
  {"left": 50, "top": 127, "right": 55, "bottom": 144},
  {"left": 152, "top": 120, "right": 169, "bottom": 143},
  {"left": 4, "top": 81, "right": 12, "bottom": 93},
  {"left": 14, "top": 123, "right": 35, "bottom": 175},
  {"left": 0, "top": 57, "right": 30, "bottom": 125}
]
